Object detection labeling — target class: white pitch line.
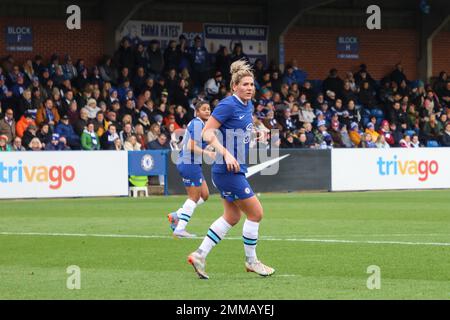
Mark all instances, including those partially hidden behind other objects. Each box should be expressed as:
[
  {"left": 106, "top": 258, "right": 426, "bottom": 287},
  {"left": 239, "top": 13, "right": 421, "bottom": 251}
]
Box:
[{"left": 1, "top": 231, "right": 450, "bottom": 247}]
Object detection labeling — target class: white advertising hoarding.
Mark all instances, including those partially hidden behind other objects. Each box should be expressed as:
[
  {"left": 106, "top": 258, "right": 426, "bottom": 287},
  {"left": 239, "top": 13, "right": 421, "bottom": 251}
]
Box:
[
  {"left": 331, "top": 148, "right": 450, "bottom": 191},
  {"left": 0, "top": 151, "right": 128, "bottom": 199}
]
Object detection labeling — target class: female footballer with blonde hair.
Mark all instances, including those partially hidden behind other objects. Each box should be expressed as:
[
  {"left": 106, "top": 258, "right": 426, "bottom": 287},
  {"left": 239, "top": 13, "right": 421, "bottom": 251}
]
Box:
[{"left": 188, "top": 60, "right": 275, "bottom": 279}]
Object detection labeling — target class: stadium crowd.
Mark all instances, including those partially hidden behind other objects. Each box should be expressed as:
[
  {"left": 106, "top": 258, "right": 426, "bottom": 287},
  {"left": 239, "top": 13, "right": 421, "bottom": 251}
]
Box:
[{"left": 0, "top": 35, "right": 449, "bottom": 152}]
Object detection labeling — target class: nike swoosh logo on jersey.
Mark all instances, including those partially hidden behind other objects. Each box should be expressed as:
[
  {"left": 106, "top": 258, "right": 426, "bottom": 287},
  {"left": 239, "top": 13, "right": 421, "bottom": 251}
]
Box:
[
  {"left": 239, "top": 115, "right": 245, "bottom": 119},
  {"left": 245, "top": 154, "right": 290, "bottom": 178}
]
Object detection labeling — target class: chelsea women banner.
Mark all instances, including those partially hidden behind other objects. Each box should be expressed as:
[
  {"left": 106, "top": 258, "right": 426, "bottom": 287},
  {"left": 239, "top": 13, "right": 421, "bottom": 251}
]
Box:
[
  {"left": 331, "top": 148, "right": 450, "bottom": 191},
  {"left": 0, "top": 151, "right": 128, "bottom": 199},
  {"left": 203, "top": 23, "right": 268, "bottom": 65}
]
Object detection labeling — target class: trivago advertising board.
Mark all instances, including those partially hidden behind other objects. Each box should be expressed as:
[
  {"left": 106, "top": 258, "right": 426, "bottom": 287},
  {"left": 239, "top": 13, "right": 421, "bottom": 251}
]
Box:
[
  {"left": 331, "top": 148, "right": 450, "bottom": 191},
  {"left": 0, "top": 151, "right": 128, "bottom": 199}
]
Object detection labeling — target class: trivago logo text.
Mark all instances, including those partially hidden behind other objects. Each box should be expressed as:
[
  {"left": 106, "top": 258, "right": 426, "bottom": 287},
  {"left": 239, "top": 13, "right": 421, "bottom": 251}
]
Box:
[
  {"left": 377, "top": 155, "right": 439, "bottom": 182},
  {"left": 0, "top": 160, "right": 76, "bottom": 189}
]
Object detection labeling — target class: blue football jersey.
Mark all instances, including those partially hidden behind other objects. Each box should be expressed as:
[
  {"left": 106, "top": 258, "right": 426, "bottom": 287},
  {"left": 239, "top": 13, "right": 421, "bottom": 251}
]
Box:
[
  {"left": 211, "top": 95, "right": 253, "bottom": 174},
  {"left": 178, "top": 117, "right": 208, "bottom": 165}
]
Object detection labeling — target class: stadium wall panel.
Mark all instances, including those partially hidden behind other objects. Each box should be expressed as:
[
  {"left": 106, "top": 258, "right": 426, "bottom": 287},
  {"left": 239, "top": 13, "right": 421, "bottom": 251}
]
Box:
[
  {"left": 167, "top": 149, "right": 332, "bottom": 195},
  {"left": 284, "top": 26, "right": 420, "bottom": 80},
  {"left": 0, "top": 17, "right": 105, "bottom": 67}
]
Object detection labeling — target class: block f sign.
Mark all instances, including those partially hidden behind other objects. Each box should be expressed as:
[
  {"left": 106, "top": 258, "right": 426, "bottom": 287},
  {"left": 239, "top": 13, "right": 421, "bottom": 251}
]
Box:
[
  {"left": 66, "top": 5, "right": 81, "bottom": 30},
  {"left": 366, "top": 5, "right": 381, "bottom": 30}
]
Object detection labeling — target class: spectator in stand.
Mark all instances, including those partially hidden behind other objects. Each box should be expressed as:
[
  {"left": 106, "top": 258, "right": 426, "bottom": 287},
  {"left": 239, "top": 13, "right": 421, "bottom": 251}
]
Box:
[
  {"left": 137, "top": 111, "right": 151, "bottom": 132},
  {"left": 378, "top": 120, "right": 395, "bottom": 146},
  {"left": 341, "top": 80, "right": 358, "bottom": 104},
  {"left": 45, "top": 133, "right": 67, "bottom": 151},
  {"left": 81, "top": 121, "right": 100, "bottom": 150},
  {"left": 147, "top": 40, "right": 164, "bottom": 77},
  {"left": 99, "top": 55, "right": 118, "bottom": 85},
  {"left": 323, "top": 68, "right": 344, "bottom": 99},
  {"left": 204, "top": 71, "right": 223, "bottom": 99},
  {"left": 399, "top": 134, "right": 412, "bottom": 148},
  {"left": 29, "top": 137, "right": 43, "bottom": 151},
  {"left": 360, "top": 132, "right": 376, "bottom": 148},
  {"left": 354, "top": 64, "right": 376, "bottom": 89},
  {"left": 176, "top": 34, "right": 191, "bottom": 71},
  {"left": 85, "top": 98, "right": 101, "bottom": 119},
  {"left": 433, "top": 71, "right": 447, "bottom": 93},
  {"left": 358, "top": 81, "right": 377, "bottom": 110},
  {"left": 410, "top": 134, "right": 421, "bottom": 148},
  {"left": 16, "top": 110, "right": 36, "bottom": 138},
  {"left": 164, "top": 40, "right": 179, "bottom": 72},
  {"left": 147, "top": 132, "right": 170, "bottom": 150},
  {"left": 114, "top": 38, "right": 135, "bottom": 71},
  {"left": 282, "top": 65, "right": 297, "bottom": 87},
  {"left": 365, "top": 122, "right": 379, "bottom": 143},
  {"left": 74, "top": 108, "right": 89, "bottom": 137},
  {"left": 119, "top": 122, "right": 134, "bottom": 144},
  {"left": 280, "top": 133, "right": 299, "bottom": 148},
  {"left": 134, "top": 123, "right": 147, "bottom": 150},
  {"left": 348, "top": 122, "right": 361, "bottom": 147},
  {"left": 22, "top": 59, "right": 35, "bottom": 83},
  {"left": 0, "top": 134, "right": 11, "bottom": 151},
  {"left": 17, "top": 89, "right": 34, "bottom": 121},
  {"left": 22, "top": 124, "right": 38, "bottom": 150},
  {"left": 0, "top": 75, "right": 14, "bottom": 105},
  {"left": 36, "top": 98, "right": 60, "bottom": 129},
  {"left": 189, "top": 36, "right": 209, "bottom": 89},
  {"left": 62, "top": 55, "right": 77, "bottom": 81},
  {"left": 100, "top": 123, "right": 118, "bottom": 150},
  {"left": 124, "top": 134, "right": 142, "bottom": 151},
  {"left": 389, "top": 122, "right": 403, "bottom": 147},
  {"left": 290, "top": 59, "right": 308, "bottom": 85},
  {"left": 55, "top": 114, "right": 80, "bottom": 149},
  {"left": 437, "top": 81, "right": 450, "bottom": 108},
  {"left": 375, "top": 134, "right": 390, "bottom": 149},
  {"left": 390, "top": 63, "right": 407, "bottom": 86},
  {"left": 11, "top": 136, "right": 26, "bottom": 151},
  {"left": 423, "top": 114, "right": 443, "bottom": 144},
  {"left": 113, "top": 137, "right": 124, "bottom": 150},
  {"left": 93, "top": 111, "right": 107, "bottom": 137},
  {"left": 441, "top": 122, "right": 450, "bottom": 147},
  {"left": 37, "top": 122, "right": 52, "bottom": 147},
  {"left": 0, "top": 108, "right": 15, "bottom": 143},
  {"left": 147, "top": 123, "right": 161, "bottom": 144},
  {"left": 230, "top": 42, "right": 249, "bottom": 64},
  {"left": 215, "top": 46, "right": 232, "bottom": 84},
  {"left": 329, "top": 121, "right": 345, "bottom": 148},
  {"left": 33, "top": 55, "right": 46, "bottom": 78},
  {"left": 388, "top": 101, "right": 401, "bottom": 125}
]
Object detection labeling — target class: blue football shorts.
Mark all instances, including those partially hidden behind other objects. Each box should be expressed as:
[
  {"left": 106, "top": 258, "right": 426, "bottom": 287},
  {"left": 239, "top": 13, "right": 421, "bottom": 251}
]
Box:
[
  {"left": 212, "top": 171, "right": 255, "bottom": 202},
  {"left": 177, "top": 163, "right": 204, "bottom": 187}
]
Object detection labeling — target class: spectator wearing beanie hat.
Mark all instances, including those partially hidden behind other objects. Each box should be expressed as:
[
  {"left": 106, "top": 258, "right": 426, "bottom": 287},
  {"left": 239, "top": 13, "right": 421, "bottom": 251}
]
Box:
[
  {"left": 349, "top": 122, "right": 361, "bottom": 147},
  {"left": 378, "top": 120, "right": 395, "bottom": 146},
  {"left": 365, "top": 122, "right": 379, "bottom": 143}
]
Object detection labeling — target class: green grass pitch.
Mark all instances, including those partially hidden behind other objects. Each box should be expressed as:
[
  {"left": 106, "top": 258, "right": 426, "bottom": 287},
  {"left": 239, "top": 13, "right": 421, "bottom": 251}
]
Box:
[{"left": 1, "top": 190, "right": 450, "bottom": 299}]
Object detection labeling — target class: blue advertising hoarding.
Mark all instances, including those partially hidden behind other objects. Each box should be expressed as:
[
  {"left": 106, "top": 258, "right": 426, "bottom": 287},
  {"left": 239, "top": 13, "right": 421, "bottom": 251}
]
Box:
[{"left": 128, "top": 150, "right": 169, "bottom": 195}]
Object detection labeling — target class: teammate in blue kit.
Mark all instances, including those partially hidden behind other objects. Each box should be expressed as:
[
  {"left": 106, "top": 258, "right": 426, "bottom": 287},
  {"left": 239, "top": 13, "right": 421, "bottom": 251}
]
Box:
[
  {"left": 168, "top": 102, "right": 216, "bottom": 238},
  {"left": 188, "top": 60, "right": 275, "bottom": 279}
]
